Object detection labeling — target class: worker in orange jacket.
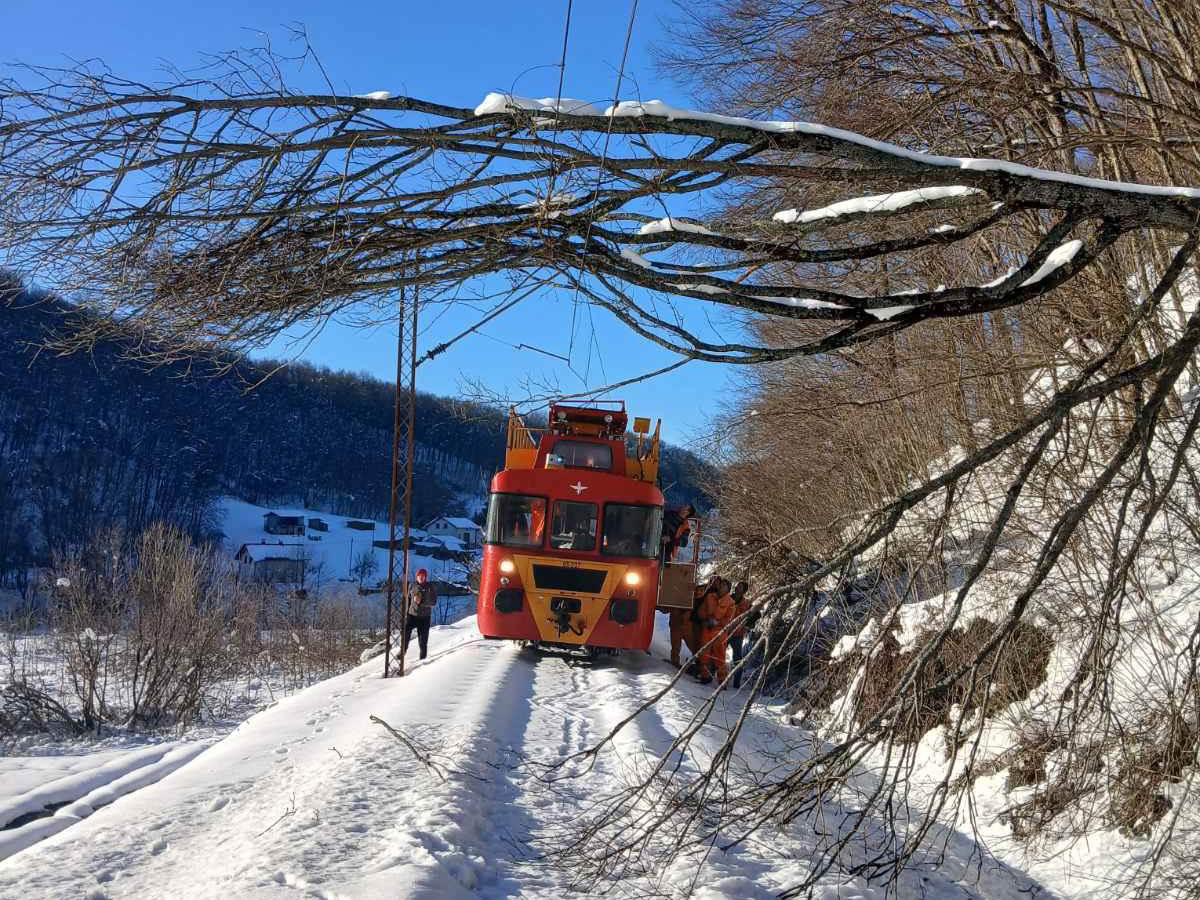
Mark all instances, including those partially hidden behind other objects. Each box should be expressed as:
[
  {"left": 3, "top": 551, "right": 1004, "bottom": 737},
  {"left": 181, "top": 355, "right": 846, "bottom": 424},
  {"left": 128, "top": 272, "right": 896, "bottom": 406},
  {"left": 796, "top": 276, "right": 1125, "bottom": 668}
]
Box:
[
  {"left": 729, "top": 580, "right": 751, "bottom": 688},
  {"left": 669, "top": 582, "right": 707, "bottom": 667},
  {"left": 661, "top": 504, "right": 695, "bottom": 562},
  {"left": 696, "top": 578, "right": 734, "bottom": 685}
]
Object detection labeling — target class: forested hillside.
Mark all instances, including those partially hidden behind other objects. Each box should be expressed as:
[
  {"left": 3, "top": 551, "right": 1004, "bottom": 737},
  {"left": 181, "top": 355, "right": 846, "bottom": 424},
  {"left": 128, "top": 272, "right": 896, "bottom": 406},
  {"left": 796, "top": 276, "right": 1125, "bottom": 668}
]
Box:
[{"left": 0, "top": 275, "right": 714, "bottom": 586}]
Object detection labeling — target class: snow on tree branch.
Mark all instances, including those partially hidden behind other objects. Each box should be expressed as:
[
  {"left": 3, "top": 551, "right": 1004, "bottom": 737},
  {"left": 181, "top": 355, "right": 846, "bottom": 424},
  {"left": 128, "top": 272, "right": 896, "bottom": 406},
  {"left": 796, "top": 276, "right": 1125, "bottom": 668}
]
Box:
[{"left": 0, "top": 60, "right": 1197, "bottom": 363}]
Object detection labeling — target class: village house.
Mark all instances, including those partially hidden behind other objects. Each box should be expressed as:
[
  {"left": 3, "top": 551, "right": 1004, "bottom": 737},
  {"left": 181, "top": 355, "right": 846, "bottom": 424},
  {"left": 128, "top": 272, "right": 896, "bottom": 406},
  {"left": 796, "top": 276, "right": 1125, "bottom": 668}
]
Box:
[
  {"left": 263, "top": 512, "right": 305, "bottom": 536},
  {"left": 424, "top": 516, "right": 483, "bottom": 550},
  {"left": 372, "top": 535, "right": 464, "bottom": 561},
  {"left": 235, "top": 542, "right": 306, "bottom": 584}
]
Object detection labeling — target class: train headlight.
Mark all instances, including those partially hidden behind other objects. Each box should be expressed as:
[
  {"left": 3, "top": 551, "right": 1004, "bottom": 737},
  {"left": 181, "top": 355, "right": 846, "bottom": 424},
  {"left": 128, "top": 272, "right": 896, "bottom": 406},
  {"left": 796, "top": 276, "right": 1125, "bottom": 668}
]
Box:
[
  {"left": 624, "top": 570, "right": 641, "bottom": 587},
  {"left": 499, "top": 559, "right": 515, "bottom": 575}
]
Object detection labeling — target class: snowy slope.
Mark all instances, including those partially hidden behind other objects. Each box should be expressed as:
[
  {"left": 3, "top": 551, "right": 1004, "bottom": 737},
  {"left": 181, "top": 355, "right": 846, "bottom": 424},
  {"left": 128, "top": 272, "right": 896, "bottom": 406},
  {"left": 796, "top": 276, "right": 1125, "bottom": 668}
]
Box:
[
  {"left": 0, "top": 614, "right": 1050, "bottom": 899},
  {"left": 792, "top": 318, "right": 1200, "bottom": 898},
  {"left": 814, "top": 563, "right": 1200, "bottom": 899}
]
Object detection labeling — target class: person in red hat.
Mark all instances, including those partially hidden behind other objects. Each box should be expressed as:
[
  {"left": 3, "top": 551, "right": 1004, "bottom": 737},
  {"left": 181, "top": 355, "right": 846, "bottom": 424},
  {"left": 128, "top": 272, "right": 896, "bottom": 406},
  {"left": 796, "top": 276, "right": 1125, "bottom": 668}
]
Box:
[{"left": 403, "top": 568, "right": 439, "bottom": 660}]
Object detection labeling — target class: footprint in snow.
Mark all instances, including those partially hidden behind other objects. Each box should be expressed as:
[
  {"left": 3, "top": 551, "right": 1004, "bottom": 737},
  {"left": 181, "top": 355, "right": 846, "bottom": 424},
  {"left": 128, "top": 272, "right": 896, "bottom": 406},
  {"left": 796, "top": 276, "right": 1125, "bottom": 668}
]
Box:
[
  {"left": 209, "top": 797, "right": 230, "bottom": 812},
  {"left": 274, "top": 746, "right": 289, "bottom": 755},
  {"left": 346, "top": 824, "right": 368, "bottom": 833},
  {"left": 150, "top": 839, "right": 168, "bottom": 855}
]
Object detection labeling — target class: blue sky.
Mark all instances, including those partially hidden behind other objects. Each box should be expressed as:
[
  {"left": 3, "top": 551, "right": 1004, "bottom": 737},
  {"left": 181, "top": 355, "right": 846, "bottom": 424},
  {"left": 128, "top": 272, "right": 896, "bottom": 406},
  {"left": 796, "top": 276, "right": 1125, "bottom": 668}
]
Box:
[{"left": 7, "top": 0, "right": 741, "bottom": 449}]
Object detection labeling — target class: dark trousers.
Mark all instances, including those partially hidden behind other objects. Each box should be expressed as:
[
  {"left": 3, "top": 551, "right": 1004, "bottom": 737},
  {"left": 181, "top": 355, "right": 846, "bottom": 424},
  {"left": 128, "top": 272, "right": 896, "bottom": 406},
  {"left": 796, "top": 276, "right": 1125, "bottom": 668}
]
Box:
[
  {"left": 403, "top": 615, "right": 431, "bottom": 660},
  {"left": 730, "top": 634, "right": 747, "bottom": 688}
]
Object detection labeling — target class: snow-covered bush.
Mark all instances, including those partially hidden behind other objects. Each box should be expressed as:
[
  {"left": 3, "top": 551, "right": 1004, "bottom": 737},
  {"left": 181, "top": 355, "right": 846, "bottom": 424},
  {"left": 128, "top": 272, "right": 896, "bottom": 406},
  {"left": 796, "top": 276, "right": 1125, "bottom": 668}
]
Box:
[{"left": 1, "top": 523, "right": 377, "bottom": 740}]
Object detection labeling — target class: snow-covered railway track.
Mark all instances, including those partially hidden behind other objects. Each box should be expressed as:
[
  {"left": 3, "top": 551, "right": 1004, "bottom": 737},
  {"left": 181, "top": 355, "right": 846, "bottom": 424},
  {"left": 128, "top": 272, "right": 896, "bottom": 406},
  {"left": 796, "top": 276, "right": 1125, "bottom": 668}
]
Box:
[
  {"left": 0, "top": 618, "right": 1054, "bottom": 899},
  {"left": 0, "top": 741, "right": 214, "bottom": 864}
]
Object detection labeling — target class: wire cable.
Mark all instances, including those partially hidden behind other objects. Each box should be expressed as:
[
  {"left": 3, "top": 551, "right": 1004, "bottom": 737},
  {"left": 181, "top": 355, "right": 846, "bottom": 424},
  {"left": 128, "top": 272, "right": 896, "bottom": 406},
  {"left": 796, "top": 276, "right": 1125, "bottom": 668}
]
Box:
[
  {"left": 543, "top": 0, "right": 574, "bottom": 207},
  {"left": 567, "top": 0, "right": 639, "bottom": 371}
]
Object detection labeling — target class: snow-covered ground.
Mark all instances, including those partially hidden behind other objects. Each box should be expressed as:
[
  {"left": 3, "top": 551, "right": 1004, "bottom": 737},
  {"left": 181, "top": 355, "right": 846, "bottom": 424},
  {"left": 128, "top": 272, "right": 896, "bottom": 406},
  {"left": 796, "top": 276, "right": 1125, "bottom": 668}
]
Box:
[
  {"left": 813, "top": 562, "right": 1200, "bottom": 900},
  {"left": 0, "top": 631, "right": 350, "bottom": 857},
  {"left": 0, "top": 613, "right": 1051, "bottom": 899}
]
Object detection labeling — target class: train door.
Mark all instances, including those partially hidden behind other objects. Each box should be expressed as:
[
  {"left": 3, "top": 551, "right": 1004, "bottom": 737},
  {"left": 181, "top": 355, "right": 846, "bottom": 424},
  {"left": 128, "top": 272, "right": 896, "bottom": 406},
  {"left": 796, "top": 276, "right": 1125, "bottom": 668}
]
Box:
[{"left": 657, "top": 516, "right": 701, "bottom": 611}]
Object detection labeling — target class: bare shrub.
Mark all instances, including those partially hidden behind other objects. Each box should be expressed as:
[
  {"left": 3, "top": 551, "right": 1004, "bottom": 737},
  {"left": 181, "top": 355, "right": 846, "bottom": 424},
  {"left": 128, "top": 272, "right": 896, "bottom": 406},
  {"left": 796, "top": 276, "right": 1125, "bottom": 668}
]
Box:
[
  {"left": 3, "top": 523, "right": 375, "bottom": 737},
  {"left": 1108, "top": 711, "right": 1198, "bottom": 839},
  {"left": 799, "top": 615, "right": 1054, "bottom": 745},
  {"left": 299, "top": 598, "right": 374, "bottom": 679},
  {"left": 0, "top": 680, "right": 84, "bottom": 738},
  {"left": 1004, "top": 726, "right": 1066, "bottom": 792},
  {"left": 52, "top": 527, "right": 126, "bottom": 731},
  {"left": 121, "top": 523, "right": 233, "bottom": 727},
  {"left": 1003, "top": 780, "right": 1099, "bottom": 841}
]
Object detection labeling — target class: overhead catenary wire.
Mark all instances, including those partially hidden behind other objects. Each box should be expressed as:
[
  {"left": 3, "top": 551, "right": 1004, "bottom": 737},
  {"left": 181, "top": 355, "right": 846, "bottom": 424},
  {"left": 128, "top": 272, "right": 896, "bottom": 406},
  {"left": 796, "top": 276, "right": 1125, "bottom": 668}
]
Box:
[
  {"left": 567, "top": 0, "right": 639, "bottom": 372},
  {"left": 475, "top": 328, "right": 572, "bottom": 363},
  {"left": 421, "top": 2, "right": 574, "bottom": 384},
  {"left": 416, "top": 275, "right": 551, "bottom": 366},
  {"left": 542, "top": 0, "right": 575, "bottom": 207}
]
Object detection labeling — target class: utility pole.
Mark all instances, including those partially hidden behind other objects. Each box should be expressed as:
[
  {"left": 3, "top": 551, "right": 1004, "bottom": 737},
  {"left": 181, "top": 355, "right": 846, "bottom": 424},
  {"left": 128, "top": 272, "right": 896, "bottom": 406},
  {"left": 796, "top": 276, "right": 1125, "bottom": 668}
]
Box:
[
  {"left": 397, "top": 285, "right": 419, "bottom": 676},
  {"left": 383, "top": 269, "right": 420, "bottom": 677}
]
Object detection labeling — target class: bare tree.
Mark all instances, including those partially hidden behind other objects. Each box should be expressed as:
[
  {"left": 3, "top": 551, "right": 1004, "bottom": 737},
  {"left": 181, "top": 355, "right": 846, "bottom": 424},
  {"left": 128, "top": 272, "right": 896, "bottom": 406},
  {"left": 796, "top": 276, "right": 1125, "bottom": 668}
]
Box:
[
  {"left": 1, "top": 47, "right": 1196, "bottom": 366},
  {"left": 350, "top": 548, "right": 378, "bottom": 587}
]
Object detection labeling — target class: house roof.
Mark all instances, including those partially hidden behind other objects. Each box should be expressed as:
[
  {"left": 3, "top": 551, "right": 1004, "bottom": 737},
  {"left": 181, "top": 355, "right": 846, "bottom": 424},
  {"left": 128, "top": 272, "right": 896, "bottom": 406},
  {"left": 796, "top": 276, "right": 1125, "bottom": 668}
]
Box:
[
  {"left": 429, "top": 516, "right": 481, "bottom": 531},
  {"left": 263, "top": 512, "right": 304, "bottom": 522},
  {"left": 237, "top": 543, "right": 305, "bottom": 562}
]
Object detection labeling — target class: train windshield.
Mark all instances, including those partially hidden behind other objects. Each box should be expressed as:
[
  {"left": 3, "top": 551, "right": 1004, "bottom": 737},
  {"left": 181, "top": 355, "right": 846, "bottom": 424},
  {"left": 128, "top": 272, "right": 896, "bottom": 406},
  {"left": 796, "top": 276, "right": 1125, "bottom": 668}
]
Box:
[
  {"left": 485, "top": 493, "right": 547, "bottom": 548},
  {"left": 549, "top": 500, "right": 598, "bottom": 551},
  {"left": 551, "top": 440, "right": 612, "bottom": 470},
  {"left": 601, "top": 504, "right": 663, "bottom": 558}
]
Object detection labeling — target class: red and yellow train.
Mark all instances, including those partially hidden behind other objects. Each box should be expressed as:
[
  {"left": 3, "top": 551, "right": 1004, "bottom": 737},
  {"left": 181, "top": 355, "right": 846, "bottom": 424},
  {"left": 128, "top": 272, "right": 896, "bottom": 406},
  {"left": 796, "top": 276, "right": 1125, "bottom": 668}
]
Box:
[{"left": 477, "top": 402, "right": 689, "bottom": 654}]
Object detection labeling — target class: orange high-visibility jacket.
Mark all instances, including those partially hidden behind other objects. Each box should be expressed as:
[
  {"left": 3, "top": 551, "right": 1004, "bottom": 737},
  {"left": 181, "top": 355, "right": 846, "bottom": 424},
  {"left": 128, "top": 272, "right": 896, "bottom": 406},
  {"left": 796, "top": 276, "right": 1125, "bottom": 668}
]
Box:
[
  {"left": 669, "top": 607, "right": 696, "bottom": 654},
  {"left": 697, "top": 590, "right": 734, "bottom": 633},
  {"left": 674, "top": 520, "right": 691, "bottom": 545},
  {"left": 663, "top": 510, "right": 692, "bottom": 559},
  {"left": 732, "top": 594, "right": 751, "bottom": 638}
]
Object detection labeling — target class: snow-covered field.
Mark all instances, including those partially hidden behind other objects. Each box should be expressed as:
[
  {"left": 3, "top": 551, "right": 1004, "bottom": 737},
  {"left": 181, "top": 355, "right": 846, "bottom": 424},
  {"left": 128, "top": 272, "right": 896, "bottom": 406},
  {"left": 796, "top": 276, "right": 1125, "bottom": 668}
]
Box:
[
  {"left": 219, "top": 498, "right": 473, "bottom": 602},
  {"left": 0, "top": 631, "right": 350, "bottom": 865},
  {"left": 0, "top": 613, "right": 1052, "bottom": 899}
]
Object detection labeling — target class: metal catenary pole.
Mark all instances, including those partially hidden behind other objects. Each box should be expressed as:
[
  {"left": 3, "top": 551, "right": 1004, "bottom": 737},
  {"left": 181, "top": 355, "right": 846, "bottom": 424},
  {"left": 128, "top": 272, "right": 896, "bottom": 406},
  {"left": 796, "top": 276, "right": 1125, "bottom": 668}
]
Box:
[
  {"left": 395, "top": 283, "right": 419, "bottom": 676},
  {"left": 382, "top": 283, "right": 406, "bottom": 678}
]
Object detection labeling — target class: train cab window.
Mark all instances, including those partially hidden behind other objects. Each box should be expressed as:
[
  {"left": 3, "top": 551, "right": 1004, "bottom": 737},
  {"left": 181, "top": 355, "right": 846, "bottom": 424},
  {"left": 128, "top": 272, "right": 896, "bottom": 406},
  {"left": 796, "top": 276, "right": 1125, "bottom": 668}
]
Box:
[
  {"left": 601, "top": 504, "right": 663, "bottom": 558},
  {"left": 485, "top": 493, "right": 547, "bottom": 548},
  {"left": 549, "top": 500, "right": 598, "bottom": 551},
  {"left": 551, "top": 440, "right": 613, "bottom": 471}
]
